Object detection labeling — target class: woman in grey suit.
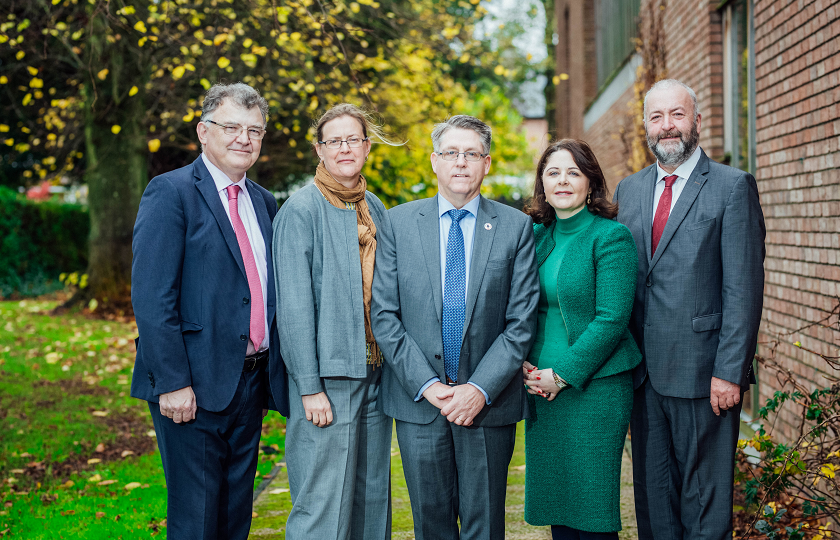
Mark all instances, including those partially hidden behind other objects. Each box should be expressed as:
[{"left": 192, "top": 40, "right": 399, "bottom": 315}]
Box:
[{"left": 272, "top": 104, "right": 398, "bottom": 539}]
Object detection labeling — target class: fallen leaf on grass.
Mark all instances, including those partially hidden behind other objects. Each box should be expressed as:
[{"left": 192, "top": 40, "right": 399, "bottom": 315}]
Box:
[
  {"left": 95, "top": 443, "right": 105, "bottom": 452},
  {"left": 45, "top": 352, "right": 59, "bottom": 364},
  {"left": 92, "top": 411, "right": 109, "bottom": 417},
  {"left": 3, "top": 502, "right": 12, "bottom": 508},
  {"left": 10, "top": 469, "right": 24, "bottom": 475},
  {"left": 146, "top": 430, "right": 157, "bottom": 438},
  {"left": 96, "top": 512, "right": 106, "bottom": 518},
  {"left": 97, "top": 480, "right": 117, "bottom": 486},
  {"left": 88, "top": 474, "right": 102, "bottom": 483},
  {"left": 61, "top": 510, "right": 75, "bottom": 516},
  {"left": 120, "top": 450, "right": 134, "bottom": 458},
  {"left": 252, "top": 512, "right": 258, "bottom": 518},
  {"left": 19, "top": 452, "right": 31, "bottom": 458},
  {"left": 268, "top": 488, "right": 289, "bottom": 494},
  {"left": 513, "top": 465, "right": 526, "bottom": 471},
  {"left": 124, "top": 482, "right": 141, "bottom": 490},
  {"left": 60, "top": 480, "right": 75, "bottom": 489},
  {"left": 87, "top": 458, "right": 101, "bottom": 465}
]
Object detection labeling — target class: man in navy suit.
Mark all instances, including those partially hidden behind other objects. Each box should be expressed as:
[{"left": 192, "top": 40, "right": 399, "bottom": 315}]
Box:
[{"left": 131, "top": 82, "right": 288, "bottom": 539}]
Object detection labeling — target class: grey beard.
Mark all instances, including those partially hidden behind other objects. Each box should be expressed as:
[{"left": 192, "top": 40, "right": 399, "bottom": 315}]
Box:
[{"left": 648, "top": 125, "right": 699, "bottom": 166}]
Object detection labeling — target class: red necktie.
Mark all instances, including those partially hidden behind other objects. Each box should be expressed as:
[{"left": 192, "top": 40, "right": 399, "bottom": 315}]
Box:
[
  {"left": 651, "top": 175, "right": 678, "bottom": 256},
  {"left": 225, "top": 185, "right": 266, "bottom": 351}
]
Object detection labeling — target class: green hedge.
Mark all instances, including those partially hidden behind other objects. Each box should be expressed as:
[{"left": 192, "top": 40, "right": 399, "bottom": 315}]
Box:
[{"left": 0, "top": 186, "right": 89, "bottom": 297}]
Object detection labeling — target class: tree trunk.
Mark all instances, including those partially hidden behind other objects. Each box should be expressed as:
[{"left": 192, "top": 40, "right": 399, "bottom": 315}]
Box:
[
  {"left": 76, "top": 9, "right": 148, "bottom": 312},
  {"left": 83, "top": 90, "right": 147, "bottom": 311}
]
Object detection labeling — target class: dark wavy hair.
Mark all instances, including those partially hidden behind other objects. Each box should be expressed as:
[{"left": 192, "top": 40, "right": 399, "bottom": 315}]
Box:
[{"left": 524, "top": 139, "right": 618, "bottom": 224}]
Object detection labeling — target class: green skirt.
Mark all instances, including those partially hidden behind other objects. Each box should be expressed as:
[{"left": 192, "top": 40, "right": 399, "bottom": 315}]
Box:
[{"left": 524, "top": 370, "right": 633, "bottom": 532}]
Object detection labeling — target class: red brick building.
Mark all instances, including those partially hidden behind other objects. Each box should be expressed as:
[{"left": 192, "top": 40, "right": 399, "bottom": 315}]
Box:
[{"left": 551, "top": 0, "right": 839, "bottom": 439}]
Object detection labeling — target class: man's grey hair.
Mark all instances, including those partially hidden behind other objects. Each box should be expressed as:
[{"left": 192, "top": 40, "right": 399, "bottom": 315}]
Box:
[
  {"left": 431, "top": 115, "right": 492, "bottom": 154},
  {"left": 643, "top": 79, "right": 700, "bottom": 123},
  {"left": 200, "top": 82, "right": 269, "bottom": 125}
]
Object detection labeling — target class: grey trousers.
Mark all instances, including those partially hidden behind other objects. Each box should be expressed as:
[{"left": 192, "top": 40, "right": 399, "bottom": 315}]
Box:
[
  {"left": 396, "top": 415, "right": 517, "bottom": 540},
  {"left": 285, "top": 365, "right": 393, "bottom": 540},
  {"left": 630, "top": 379, "right": 742, "bottom": 540}
]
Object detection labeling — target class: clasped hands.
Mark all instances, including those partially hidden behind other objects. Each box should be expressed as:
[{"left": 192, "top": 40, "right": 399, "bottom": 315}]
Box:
[
  {"left": 423, "top": 381, "right": 485, "bottom": 427},
  {"left": 522, "top": 361, "right": 561, "bottom": 402}
]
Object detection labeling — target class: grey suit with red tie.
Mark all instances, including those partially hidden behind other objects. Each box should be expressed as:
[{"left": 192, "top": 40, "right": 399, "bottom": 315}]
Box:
[
  {"left": 614, "top": 149, "right": 765, "bottom": 540},
  {"left": 131, "top": 156, "right": 289, "bottom": 539}
]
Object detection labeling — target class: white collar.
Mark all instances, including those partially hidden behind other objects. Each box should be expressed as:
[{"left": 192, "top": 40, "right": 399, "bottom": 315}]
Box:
[
  {"left": 201, "top": 153, "right": 247, "bottom": 194},
  {"left": 656, "top": 145, "right": 702, "bottom": 182}
]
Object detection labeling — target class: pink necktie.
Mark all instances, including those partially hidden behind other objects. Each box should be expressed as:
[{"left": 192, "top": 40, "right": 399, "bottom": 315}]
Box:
[
  {"left": 651, "top": 175, "right": 678, "bottom": 256},
  {"left": 225, "top": 185, "right": 265, "bottom": 351}
]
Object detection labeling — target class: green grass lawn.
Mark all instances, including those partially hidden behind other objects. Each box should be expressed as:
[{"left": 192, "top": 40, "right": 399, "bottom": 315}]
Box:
[{"left": 0, "top": 298, "right": 286, "bottom": 538}]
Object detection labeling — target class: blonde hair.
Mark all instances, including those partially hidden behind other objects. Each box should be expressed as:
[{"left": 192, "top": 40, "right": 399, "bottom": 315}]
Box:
[{"left": 313, "top": 104, "right": 404, "bottom": 147}]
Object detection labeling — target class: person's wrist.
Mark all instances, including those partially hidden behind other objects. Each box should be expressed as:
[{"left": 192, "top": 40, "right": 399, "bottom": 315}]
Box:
[{"left": 552, "top": 370, "right": 568, "bottom": 392}]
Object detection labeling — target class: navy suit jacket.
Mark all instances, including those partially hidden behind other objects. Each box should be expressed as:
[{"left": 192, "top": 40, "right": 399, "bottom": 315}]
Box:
[{"left": 131, "top": 156, "right": 289, "bottom": 415}]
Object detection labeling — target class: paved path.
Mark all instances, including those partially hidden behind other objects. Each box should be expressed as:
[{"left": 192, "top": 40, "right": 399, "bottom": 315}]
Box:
[{"left": 250, "top": 422, "right": 638, "bottom": 539}]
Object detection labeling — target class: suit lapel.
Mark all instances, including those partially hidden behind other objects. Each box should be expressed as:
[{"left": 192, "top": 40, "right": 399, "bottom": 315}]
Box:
[
  {"left": 648, "top": 151, "right": 710, "bottom": 274},
  {"left": 246, "top": 180, "right": 276, "bottom": 321},
  {"left": 463, "top": 196, "right": 497, "bottom": 337},
  {"left": 640, "top": 165, "right": 657, "bottom": 262},
  {"left": 193, "top": 158, "right": 247, "bottom": 280},
  {"left": 418, "top": 197, "right": 443, "bottom": 324}
]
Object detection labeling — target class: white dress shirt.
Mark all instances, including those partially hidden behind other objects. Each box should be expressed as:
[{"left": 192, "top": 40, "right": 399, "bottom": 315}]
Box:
[
  {"left": 201, "top": 153, "right": 269, "bottom": 354},
  {"left": 652, "top": 145, "right": 702, "bottom": 215}
]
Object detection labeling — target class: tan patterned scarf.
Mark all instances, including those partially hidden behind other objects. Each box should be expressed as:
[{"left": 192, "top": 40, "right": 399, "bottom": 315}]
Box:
[{"left": 313, "top": 162, "right": 381, "bottom": 367}]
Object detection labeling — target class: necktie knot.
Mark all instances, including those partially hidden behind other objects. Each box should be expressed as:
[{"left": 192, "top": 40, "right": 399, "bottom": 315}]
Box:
[
  {"left": 663, "top": 175, "right": 678, "bottom": 189},
  {"left": 448, "top": 208, "right": 469, "bottom": 224},
  {"left": 225, "top": 184, "right": 241, "bottom": 201}
]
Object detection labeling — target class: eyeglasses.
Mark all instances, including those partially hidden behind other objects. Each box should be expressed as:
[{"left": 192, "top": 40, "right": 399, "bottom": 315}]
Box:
[
  {"left": 205, "top": 120, "right": 266, "bottom": 140},
  {"left": 437, "top": 150, "right": 487, "bottom": 162},
  {"left": 317, "top": 137, "right": 369, "bottom": 149}
]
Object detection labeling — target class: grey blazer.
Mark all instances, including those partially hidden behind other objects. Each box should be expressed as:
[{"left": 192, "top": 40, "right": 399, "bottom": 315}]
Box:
[
  {"left": 371, "top": 195, "right": 539, "bottom": 427},
  {"left": 272, "top": 184, "right": 387, "bottom": 396},
  {"left": 613, "top": 150, "right": 766, "bottom": 399}
]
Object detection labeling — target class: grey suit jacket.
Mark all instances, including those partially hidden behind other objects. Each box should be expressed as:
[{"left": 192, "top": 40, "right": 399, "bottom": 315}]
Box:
[
  {"left": 272, "top": 184, "right": 388, "bottom": 396},
  {"left": 371, "top": 195, "right": 539, "bottom": 427},
  {"left": 614, "top": 150, "right": 765, "bottom": 399}
]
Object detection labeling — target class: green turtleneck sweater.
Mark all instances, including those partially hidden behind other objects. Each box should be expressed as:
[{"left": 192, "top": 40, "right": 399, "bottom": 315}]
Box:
[{"left": 528, "top": 208, "right": 595, "bottom": 370}]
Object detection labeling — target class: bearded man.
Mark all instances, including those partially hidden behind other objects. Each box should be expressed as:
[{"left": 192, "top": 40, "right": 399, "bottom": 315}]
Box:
[{"left": 613, "top": 79, "right": 765, "bottom": 540}]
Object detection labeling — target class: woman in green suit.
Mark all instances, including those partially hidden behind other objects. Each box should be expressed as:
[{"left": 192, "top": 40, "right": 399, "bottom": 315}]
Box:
[{"left": 522, "top": 139, "right": 642, "bottom": 540}]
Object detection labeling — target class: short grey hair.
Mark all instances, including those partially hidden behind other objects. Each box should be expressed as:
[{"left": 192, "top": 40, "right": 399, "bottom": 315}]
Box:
[
  {"left": 431, "top": 115, "right": 492, "bottom": 154},
  {"left": 200, "top": 82, "right": 269, "bottom": 125},
  {"left": 643, "top": 79, "right": 700, "bottom": 123}
]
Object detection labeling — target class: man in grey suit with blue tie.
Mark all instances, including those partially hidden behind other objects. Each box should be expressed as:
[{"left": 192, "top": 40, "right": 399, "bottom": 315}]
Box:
[
  {"left": 613, "top": 79, "right": 765, "bottom": 540},
  {"left": 372, "top": 115, "right": 539, "bottom": 539}
]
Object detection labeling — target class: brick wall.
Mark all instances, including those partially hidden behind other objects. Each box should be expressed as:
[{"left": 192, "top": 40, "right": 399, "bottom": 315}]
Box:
[{"left": 753, "top": 0, "right": 840, "bottom": 440}]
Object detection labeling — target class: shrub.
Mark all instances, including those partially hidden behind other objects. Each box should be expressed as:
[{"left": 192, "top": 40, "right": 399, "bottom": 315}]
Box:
[
  {"left": 0, "top": 186, "right": 89, "bottom": 297},
  {"left": 734, "top": 303, "right": 840, "bottom": 539}
]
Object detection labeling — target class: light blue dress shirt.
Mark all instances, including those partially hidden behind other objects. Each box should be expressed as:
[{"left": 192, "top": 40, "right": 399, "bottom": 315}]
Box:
[{"left": 415, "top": 193, "right": 490, "bottom": 404}]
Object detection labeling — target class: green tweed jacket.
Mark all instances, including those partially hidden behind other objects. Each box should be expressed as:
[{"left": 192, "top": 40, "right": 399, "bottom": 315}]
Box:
[{"left": 533, "top": 214, "right": 642, "bottom": 389}]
